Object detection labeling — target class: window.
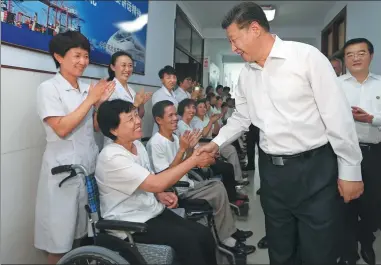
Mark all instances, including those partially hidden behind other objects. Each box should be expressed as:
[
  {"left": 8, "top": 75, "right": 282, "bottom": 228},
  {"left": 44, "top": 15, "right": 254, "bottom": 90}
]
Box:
[
  {"left": 321, "top": 6, "right": 346, "bottom": 58},
  {"left": 174, "top": 6, "right": 204, "bottom": 84}
]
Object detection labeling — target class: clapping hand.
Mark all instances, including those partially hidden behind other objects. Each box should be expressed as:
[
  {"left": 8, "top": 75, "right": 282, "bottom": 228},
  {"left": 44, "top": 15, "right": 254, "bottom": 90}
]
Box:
[
  {"left": 134, "top": 89, "right": 153, "bottom": 107},
  {"left": 89, "top": 79, "right": 116, "bottom": 107},
  {"left": 189, "top": 129, "right": 203, "bottom": 148}
]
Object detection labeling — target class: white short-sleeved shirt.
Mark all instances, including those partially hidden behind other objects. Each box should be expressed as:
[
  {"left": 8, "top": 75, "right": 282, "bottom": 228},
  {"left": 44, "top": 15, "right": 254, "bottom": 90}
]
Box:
[
  {"left": 146, "top": 133, "right": 195, "bottom": 191},
  {"left": 104, "top": 78, "right": 137, "bottom": 146},
  {"left": 95, "top": 141, "right": 165, "bottom": 239},
  {"left": 191, "top": 115, "right": 213, "bottom": 139},
  {"left": 174, "top": 87, "right": 191, "bottom": 103},
  {"left": 151, "top": 86, "right": 179, "bottom": 135},
  {"left": 176, "top": 120, "right": 192, "bottom": 136},
  {"left": 109, "top": 78, "right": 136, "bottom": 103}
]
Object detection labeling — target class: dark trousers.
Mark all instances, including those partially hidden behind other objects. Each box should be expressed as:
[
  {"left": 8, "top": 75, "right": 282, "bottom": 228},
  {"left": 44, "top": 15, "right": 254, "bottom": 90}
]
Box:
[
  {"left": 259, "top": 144, "right": 342, "bottom": 265},
  {"left": 246, "top": 124, "right": 259, "bottom": 169},
  {"left": 132, "top": 208, "right": 217, "bottom": 265},
  {"left": 210, "top": 159, "right": 237, "bottom": 202},
  {"left": 341, "top": 143, "right": 381, "bottom": 261}
]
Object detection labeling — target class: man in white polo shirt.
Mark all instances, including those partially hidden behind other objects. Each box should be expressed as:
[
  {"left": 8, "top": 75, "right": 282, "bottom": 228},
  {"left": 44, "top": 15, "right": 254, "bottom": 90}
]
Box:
[{"left": 146, "top": 100, "right": 256, "bottom": 256}]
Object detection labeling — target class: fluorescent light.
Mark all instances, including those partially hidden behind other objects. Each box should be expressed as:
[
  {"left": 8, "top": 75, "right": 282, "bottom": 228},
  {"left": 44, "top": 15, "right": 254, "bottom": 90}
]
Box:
[
  {"left": 261, "top": 6, "right": 276, "bottom": 22},
  {"left": 115, "top": 14, "right": 148, "bottom": 33}
]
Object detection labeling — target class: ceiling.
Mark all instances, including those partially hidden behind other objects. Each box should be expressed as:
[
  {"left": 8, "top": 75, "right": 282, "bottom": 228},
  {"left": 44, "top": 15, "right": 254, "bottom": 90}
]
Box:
[{"left": 181, "top": 1, "right": 336, "bottom": 29}]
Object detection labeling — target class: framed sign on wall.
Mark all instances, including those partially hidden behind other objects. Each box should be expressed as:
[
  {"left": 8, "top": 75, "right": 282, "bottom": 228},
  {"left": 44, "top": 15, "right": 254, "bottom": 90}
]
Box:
[{"left": 1, "top": 0, "right": 149, "bottom": 75}]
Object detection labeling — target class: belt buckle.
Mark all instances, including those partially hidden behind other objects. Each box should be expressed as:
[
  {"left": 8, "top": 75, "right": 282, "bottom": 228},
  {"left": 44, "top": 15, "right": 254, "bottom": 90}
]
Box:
[{"left": 272, "top": 156, "right": 284, "bottom": 166}]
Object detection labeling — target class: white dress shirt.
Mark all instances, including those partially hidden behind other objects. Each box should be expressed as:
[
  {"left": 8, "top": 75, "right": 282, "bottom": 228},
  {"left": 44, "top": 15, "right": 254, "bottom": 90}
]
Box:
[
  {"left": 151, "top": 86, "right": 179, "bottom": 135},
  {"left": 213, "top": 35, "right": 362, "bottom": 181},
  {"left": 339, "top": 73, "right": 381, "bottom": 144},
  {"left": 174, "top": 87, "right": 191, "bottom": 103}
]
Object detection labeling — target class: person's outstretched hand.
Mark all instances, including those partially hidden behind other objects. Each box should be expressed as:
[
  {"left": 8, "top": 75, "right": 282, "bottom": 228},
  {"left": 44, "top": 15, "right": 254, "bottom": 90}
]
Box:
[{"left": 195, "top": 141, "right": 219, "bottom": 157}]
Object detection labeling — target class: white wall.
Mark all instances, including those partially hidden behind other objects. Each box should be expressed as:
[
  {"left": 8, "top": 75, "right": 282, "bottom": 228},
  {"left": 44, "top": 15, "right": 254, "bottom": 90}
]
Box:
[
  {"left": 0, "top": 1, "right": 184, "bottom": 263},
  {"left": 323, "top": 1, "right": 381, "bottom": 73}
]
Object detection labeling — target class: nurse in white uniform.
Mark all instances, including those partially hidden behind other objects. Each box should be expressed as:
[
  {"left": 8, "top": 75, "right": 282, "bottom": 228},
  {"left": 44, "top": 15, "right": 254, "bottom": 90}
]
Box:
[
  {"left": 104, "top": 51, "right": 152, "bottom": 146},
  {"left": 34, "top": 31, "right": 115, "bottom": 264}
]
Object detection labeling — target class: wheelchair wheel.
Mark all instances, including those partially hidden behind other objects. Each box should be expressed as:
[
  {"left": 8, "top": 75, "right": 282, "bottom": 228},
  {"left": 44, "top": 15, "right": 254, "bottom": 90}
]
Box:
[{"left": 57, "top": 246, "right": 130, "bottom": 264}]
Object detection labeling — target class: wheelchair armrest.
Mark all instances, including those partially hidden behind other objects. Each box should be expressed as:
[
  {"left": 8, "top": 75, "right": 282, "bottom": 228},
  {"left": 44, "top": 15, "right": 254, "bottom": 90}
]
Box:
[
  {"left": 96, "top": 219, "right": 147, "bottom": 233},
  {"left": 179, "top": 198, "right": 213, "bottom": 216},
  {"left": 198, "top": 138, "right": 212, "bottom": 143},
  {"left": 173, "top": 181, "right": 190, "bottom": 188}
]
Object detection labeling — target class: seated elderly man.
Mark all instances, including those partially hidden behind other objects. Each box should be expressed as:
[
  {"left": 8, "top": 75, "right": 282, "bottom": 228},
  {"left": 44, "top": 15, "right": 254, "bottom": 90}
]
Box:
[
  {"left": 95, "top": 99, "right": 217, "bottom": 265},
  {"left": 146, "top": 100, "right": 255, "bottom": 255}
]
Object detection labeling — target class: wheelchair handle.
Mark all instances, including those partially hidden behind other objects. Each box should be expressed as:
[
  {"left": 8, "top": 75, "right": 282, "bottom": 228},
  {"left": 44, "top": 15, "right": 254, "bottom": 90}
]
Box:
[
  {"left": 51, "top": 165, "right": 73, "bottom": 175},
  {"left": 51, "top": 164, "right": 89, "bottom": 177}
]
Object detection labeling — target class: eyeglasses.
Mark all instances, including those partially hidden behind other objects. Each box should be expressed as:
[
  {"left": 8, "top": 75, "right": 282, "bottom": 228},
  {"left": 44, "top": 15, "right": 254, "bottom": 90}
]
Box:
[{"left": 345, "top": 51, "right": 368, "bottom": 59}]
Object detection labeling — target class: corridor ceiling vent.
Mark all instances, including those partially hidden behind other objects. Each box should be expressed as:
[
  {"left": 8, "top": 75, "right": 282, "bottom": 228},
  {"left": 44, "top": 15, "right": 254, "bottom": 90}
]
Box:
[{"left": 260, "top": 5, "right": 276, "bottom": 22}]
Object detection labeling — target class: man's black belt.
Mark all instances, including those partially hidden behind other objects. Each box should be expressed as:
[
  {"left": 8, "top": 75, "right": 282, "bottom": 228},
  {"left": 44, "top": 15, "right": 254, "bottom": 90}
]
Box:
[{"left": 263, "top": 144, "right": 329, "bottom": 166}]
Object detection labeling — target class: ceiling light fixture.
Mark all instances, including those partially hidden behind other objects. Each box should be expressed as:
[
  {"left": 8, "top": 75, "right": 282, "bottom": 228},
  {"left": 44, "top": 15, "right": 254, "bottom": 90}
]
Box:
[{"left": 261, "top": 5, "right": 276, "bottom": 22}]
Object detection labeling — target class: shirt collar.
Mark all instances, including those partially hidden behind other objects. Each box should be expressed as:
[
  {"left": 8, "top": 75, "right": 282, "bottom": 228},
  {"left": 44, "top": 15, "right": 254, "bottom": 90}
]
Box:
[
  {"left": 56, "top": 72, "right": 88, "bottom": 95},
  {"left": 249, "top": 35, "right": 287, "bottom": 69},
  {"left": 161, "top": 85, "right": 175, "bottom": 97},
  {"left": 342, "top": 72, "right": 381, "bottom": 82}
]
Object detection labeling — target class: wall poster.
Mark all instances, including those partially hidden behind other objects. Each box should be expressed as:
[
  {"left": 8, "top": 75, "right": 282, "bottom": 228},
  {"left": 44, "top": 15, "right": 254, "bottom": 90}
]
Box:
[{"left": 1, "top": 0, "right": 149, "bottom": 75}]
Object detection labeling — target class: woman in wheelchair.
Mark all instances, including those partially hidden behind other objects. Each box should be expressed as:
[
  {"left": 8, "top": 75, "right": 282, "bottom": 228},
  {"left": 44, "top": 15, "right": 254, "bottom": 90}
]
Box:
[
  {"left": 176, "top": 99, "right": 250, "bottom": 206},
  {"left": 146, "top": 100, "right": 255, "bottom": 255},
  {"left": 95, "top": 99, "right": 217, "bottom": 265},
  {"left": 34, "top": 31, "right": 116, "bottom": 264}
]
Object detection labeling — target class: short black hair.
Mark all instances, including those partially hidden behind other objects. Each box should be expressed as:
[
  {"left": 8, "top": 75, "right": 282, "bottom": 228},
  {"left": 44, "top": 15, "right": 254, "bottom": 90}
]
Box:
[
  {"left": 177, "top": 75, "right": 192, "bottom": 84},
  {"left": 196, "top": 99, "right": 207, "bottom": 107},
  {"left": 216, "top": 84, "right": 223, "bottom": 91},
  {"left": 178, "top": 98, "right": 196, "bottom": 116},
  {"left": 205, "top": 85, "right": 213, "bottom": 94},
  {"left": 206, "top": 92, "right": 216, "bottom": 102},
  {"left": 216, "top": 96, "right": 222, "bottom": 101},
  {"left": 221, "top": 2, "right": 270, "bottom": 32},
  {"left": 343, "top": 38, "right": 374, "bottom": 55},
  {"left": 223, "top": 86, "right": 230, "bottom": 92},
  {"left": 108, "top": 51, "right": 134, "bottom": 81},
  {"left": 49, "top": 30, "right": 90, "bottom": 68},
  {"left": 97, "top": 99, "right": 136, "bottom": 141},
  {"left": 221, "top": 102, "right": 228, "bottom": 108},
  {"left": 158, "top": 65, "right": 176, "bottom": 79},
  {"left": 152, "top": 100, "right": 174, "bottom": 124}
]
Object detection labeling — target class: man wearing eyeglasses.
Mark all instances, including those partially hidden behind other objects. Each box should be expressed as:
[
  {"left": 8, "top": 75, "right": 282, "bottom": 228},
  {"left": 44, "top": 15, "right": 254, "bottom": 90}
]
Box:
[{"left": 338, "top": 38, "right": 381, "bottom": 265}]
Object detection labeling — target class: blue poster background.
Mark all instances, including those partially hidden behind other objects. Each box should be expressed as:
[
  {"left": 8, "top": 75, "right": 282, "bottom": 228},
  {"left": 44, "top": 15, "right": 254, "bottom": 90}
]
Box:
[{"left": 1, "top": 0, "right": 149, "bottom": 74}]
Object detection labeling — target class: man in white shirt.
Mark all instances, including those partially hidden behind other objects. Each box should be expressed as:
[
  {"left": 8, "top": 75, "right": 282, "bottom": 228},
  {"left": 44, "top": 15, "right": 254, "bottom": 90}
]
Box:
[
  {"left": 197, "top": 2, "right": 364, "bottom": 265},
  {"left": 146, "top": 100, "right": 256, "bottom": 256},
  {"left": 174, "top": 75, "right": 198, "bottom": 103},
  {"left": 338, "top": 38, "right": 381, "bottom": 265},
  {"left": 151, "top": 65, "right": 179, "bottom": 135}
]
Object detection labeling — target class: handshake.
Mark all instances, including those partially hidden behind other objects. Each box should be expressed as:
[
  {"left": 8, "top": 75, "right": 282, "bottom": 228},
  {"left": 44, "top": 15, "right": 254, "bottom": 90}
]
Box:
[{"left": 189, "top": 141, "right": 220, "bottom": 169}]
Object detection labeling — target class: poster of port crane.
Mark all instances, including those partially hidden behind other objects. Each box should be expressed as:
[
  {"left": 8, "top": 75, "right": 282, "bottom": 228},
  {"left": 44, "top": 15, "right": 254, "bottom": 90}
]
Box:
[{"left": 1, "top": 0, "right": 149, "bottom": 75}]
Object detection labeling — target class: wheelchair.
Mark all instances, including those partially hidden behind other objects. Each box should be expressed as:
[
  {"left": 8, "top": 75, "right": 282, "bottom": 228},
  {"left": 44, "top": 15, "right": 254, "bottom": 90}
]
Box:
[{"left": 52, "top": 164, "right": 247, "bottom": 265}]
